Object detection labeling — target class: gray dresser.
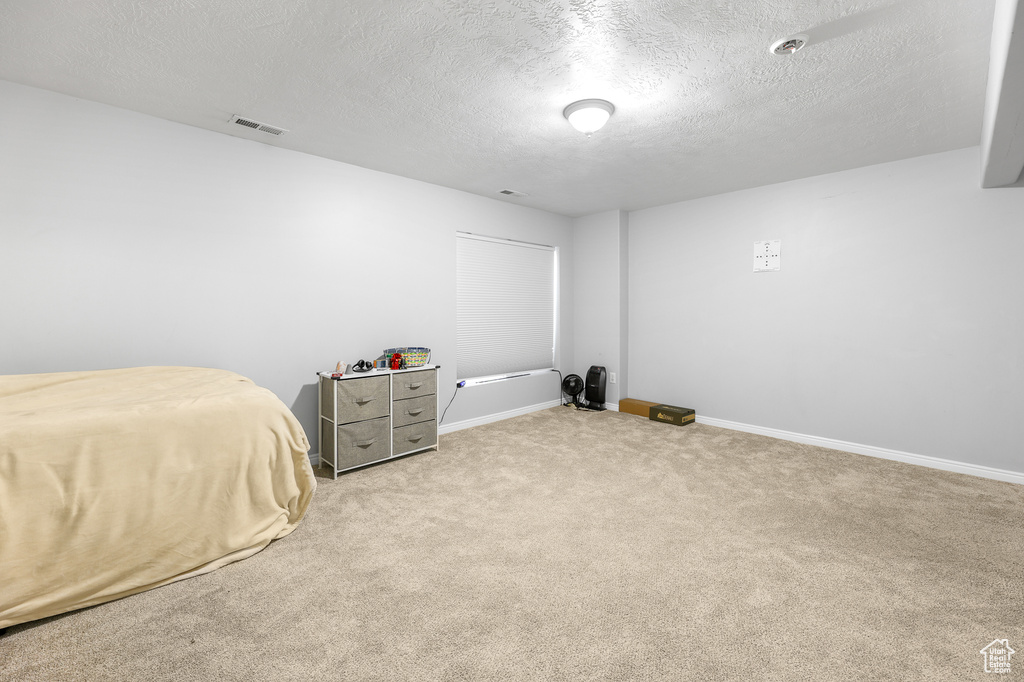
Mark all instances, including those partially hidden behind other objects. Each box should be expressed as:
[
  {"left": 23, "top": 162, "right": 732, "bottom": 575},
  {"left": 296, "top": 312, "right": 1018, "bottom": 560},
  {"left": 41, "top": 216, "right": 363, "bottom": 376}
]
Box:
[{"left": 318, "top": 366, "right": 438, "bottom": 479}]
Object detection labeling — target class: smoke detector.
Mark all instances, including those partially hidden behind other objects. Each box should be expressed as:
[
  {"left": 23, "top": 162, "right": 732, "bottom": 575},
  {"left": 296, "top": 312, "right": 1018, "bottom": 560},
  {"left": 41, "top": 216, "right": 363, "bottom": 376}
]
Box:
[
  {"left": 229, "top": 115, "right": 288, "bottom": 136},
  {"left": 770, "top": 34, "right": 809, "bottom": 55}
]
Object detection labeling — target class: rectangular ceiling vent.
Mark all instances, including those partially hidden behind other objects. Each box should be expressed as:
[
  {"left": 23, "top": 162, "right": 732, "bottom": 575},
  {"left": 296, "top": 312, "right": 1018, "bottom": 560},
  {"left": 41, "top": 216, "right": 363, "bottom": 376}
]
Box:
[
  {"left": 230, "top": 115, "right": 287, "bottom": 136},
  {"left": 498, "top": 189, "right": 528, "bottom": 197}
]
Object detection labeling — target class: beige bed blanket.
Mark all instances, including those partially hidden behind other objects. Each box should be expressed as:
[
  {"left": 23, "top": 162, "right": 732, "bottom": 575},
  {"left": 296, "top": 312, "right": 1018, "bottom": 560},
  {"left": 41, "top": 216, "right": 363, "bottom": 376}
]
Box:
[{"left": 0, "top": 366, "right": 316, "bottom": 628}]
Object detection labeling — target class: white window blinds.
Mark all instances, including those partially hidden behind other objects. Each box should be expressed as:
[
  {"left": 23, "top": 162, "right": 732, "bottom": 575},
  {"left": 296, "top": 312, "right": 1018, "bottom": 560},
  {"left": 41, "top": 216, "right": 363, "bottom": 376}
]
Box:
[{"left": 456, "top": 233, "right": 556, "bottom": 381}]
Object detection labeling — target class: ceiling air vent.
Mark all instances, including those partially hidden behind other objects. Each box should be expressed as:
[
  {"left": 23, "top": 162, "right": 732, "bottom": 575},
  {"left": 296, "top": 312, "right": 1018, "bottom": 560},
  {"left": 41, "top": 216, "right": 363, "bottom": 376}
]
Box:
[
  {"left": 229, "top": 115, "right": 288, "bottom": 136},
  {"left": 498, "top": 189, "right": 528, "bottom": 197}
]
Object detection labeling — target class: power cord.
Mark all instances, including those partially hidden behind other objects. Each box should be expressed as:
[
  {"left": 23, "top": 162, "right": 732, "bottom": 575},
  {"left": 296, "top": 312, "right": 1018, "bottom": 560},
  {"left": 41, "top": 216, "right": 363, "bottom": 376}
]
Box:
[
  {"left": 553, "top": 368, "right": 563, "bottom": 405},
  {"left": 439, "top": 380, "right": 464, "bottom": 425}
]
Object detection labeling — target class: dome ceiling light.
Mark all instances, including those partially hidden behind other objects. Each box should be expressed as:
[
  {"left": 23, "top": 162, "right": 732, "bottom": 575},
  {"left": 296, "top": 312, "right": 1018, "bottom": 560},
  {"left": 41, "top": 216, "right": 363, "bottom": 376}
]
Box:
[{"left": 563, "top": 99, "right": 615, "bottom": 136}]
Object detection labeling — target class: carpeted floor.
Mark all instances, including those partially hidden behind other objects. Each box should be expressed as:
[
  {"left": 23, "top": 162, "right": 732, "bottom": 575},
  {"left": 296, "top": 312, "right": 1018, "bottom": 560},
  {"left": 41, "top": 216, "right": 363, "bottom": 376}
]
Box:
[{"left": 1, "top": 407, "right": 1022, "bottom": 681}]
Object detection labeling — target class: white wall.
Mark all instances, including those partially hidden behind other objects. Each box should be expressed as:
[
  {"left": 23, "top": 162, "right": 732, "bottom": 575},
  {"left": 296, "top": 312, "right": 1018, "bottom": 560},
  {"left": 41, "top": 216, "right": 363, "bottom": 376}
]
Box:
[
  {"left": 618, "top": 210, "right": 629, "bottom": 403},
  {"left": 572, "top": 210, "right": 627, "bottom": 406},
  {"left": 7, "top": 79, "right": 1021, "bottom": 476},
  {"left": 629, "top": 147, "right": 1024, "bottom": 474},
  {"left": 0, "top": 80, "right": 574, "bottom": 449}
]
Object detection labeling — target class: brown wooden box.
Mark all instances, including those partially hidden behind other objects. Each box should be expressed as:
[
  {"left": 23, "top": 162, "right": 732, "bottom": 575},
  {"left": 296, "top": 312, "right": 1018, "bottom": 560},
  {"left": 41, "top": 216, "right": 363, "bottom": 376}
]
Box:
[{"left": 619, "top": 398, "right": 659, "bottom": 417}]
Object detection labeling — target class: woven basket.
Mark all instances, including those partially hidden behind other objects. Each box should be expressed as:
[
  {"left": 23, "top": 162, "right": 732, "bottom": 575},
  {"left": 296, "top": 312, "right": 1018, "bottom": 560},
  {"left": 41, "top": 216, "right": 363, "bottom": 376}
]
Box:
[{"left": 383, "top": 347, "right": 431, "bottom": 368}]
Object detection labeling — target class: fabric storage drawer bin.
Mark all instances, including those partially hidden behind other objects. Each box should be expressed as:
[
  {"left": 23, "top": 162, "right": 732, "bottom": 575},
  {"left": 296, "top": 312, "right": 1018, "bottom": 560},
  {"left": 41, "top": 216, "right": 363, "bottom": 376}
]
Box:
[
  {"left": 320, "top": 418, "right": 336, "bottom": 468},
  {"left": 336, "top": 416, "right": 390, "bottom": 469},
  {"left": 393, "top": 421, "right": 437, "bottom": 456},
  {"left": 392, "top": 369, "right": 436, "bottom": 400},
  {"left": 334, "top": 375, "right": 389, "bottom": 423},
  {"left": 392, "top": 395, "right": 437, "bottom": 428}
]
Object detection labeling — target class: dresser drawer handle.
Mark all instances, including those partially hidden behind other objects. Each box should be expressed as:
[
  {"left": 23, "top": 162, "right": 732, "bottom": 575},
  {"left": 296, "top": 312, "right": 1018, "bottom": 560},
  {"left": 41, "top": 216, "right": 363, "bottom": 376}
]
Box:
[
  {"left": 406, "top": 434, "right": 424, "bottom": 443},
  {"left": 352, "top": 438, "right": 377, "bottom": 448},
  {"left": 354, "top": 396, "right": 376, "bottom": 405},
  {"left": 406, "top": 408, "right": 425, "bottom": 416},
  {"left": 406, "top": 382, "right": 423, "bottom": 389}
]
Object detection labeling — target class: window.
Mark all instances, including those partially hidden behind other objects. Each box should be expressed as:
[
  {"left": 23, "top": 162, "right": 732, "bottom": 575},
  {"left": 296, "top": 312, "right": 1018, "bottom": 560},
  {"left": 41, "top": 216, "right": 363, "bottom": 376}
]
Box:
[{"left": 456, "top": 232, "right": 556, "bottom": 381}]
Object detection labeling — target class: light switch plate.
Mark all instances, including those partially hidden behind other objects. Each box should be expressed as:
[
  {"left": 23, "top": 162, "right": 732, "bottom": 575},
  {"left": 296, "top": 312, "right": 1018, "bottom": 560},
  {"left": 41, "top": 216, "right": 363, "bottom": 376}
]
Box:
[{"left": 754, "top": 240, "right": 781, "bottom": 272}]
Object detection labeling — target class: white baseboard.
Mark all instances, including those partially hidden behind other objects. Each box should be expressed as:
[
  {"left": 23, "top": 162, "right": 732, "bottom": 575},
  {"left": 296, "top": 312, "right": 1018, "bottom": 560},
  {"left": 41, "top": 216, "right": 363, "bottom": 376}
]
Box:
[
  {"left": 307, "top": 400, "right": 564, "bottom": 460},
  {"left": 439, "top": 399, "right": 562, "bottom": 435},
  {"left": 696, "top": 415, "right": 1024, "bottom": 486}
]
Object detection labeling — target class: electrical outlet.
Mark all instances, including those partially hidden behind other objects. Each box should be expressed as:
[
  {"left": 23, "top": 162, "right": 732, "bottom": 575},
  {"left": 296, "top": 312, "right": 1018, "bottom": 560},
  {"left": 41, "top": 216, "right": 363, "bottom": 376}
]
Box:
[
  {"left": 609, "top": 372, "right": 616, "bottom": 384},
  {"left": 754, "top": 240, "right": 781, "bottom": 272}
]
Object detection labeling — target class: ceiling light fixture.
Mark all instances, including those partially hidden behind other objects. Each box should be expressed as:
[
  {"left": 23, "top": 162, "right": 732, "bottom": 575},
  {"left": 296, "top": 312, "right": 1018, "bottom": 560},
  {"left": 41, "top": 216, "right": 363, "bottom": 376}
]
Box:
[
  {"left": 563, "top": 99, "right": 615, "bottom": 136},
  {"left": 770, "top": 34, "right": 809, "bottom": 55}
]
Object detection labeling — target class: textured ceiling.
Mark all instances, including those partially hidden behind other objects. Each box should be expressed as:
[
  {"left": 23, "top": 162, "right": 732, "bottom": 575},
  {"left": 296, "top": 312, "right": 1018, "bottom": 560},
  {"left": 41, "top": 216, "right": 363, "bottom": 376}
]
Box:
[{"left": 0, "top": 0, "right": 998, "bottom": 216}]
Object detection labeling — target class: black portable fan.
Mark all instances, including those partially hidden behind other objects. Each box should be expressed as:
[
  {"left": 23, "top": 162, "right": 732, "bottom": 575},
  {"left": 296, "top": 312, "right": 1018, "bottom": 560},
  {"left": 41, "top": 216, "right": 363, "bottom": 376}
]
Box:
[{"left": 561, "top": 374, "right": 584, "bottom": 407}]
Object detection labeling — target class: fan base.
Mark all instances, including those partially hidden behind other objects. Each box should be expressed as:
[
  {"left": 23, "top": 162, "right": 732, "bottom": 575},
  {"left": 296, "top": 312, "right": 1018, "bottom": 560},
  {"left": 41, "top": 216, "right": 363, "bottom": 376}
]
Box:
[{"left": 563, "top": 400, "right": 605, "bottom": 412}]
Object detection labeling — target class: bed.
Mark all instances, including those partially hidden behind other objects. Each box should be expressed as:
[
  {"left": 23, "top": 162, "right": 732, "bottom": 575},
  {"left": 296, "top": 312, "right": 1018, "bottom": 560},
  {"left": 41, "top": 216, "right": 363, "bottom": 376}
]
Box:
[{"left": 0, "top": 366, "right": 316, "bottom": 629}]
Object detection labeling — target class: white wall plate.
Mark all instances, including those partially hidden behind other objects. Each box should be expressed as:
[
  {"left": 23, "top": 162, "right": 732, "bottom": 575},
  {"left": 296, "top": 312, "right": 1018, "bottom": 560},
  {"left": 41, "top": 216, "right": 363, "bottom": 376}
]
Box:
[{"left": 754, "top": 240, "right": 781, "bottom": 272}]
